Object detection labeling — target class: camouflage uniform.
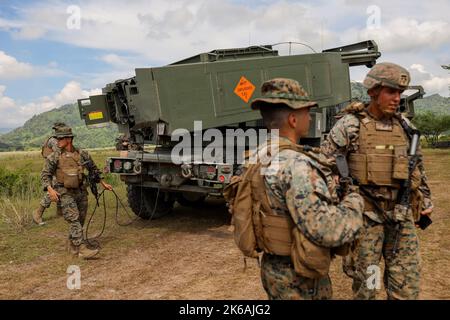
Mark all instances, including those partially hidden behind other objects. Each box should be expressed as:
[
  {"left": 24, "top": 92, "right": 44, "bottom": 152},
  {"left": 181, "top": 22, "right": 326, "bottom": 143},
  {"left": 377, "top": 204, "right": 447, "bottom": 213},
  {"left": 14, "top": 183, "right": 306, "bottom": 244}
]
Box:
[
  {"left": 41, "top": 135, "right": 102, "bottom": 247},
  {"left": 250, "top": 79, "right": 364, "bottom": 300},
  {"left": 40, "top": 136, "right": 59, "bottom": 208},
  {"left": 258, "top": 138, "right": 364, "bottom": 299},
  {"left": 321, "top": 62, "right": 433, "bottom": 300},
  {"left": 33, "top": 125, "right": 67, "bottom": 225},
  {"left": 261, "top": 255, "right": 333, "bottom": 300}
]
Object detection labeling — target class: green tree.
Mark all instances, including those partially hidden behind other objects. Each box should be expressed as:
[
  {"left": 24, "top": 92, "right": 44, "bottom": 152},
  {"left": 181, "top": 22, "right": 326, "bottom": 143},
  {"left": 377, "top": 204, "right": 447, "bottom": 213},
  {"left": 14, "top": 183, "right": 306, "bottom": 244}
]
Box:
[{"left": 413, "top": 111, "right": 450, "bottom": 147}]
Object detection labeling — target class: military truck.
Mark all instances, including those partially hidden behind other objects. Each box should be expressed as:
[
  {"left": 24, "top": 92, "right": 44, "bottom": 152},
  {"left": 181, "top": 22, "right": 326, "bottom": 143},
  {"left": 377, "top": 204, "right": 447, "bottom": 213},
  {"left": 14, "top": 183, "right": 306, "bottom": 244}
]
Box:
[{"left": 78, "top": 40, "right": 391, "bottom": 219}]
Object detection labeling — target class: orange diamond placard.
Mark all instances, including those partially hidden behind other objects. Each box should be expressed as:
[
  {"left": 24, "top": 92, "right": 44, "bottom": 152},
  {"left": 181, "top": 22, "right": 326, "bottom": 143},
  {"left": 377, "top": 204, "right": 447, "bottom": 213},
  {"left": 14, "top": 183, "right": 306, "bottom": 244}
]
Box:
[{"left": 234, "top": 76, "right": 256, "bottom": 103}]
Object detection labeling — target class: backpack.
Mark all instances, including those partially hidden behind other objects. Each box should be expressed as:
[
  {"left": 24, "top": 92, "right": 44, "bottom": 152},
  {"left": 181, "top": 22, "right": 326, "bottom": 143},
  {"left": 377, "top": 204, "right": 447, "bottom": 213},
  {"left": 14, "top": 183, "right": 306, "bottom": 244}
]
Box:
[
  {"left": 224, "top": 140, "right": 337, "bottom": 278},
  {"left": 41, "top": 136, "right": 55, "bottom": 158}
]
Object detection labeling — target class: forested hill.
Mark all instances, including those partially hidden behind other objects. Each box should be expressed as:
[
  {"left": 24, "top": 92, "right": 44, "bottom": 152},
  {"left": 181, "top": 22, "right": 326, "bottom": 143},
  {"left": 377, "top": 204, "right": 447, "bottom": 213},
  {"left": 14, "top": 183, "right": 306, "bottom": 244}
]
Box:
[
  {"left": 414, "top": 94, "right": 450, "bottom": 114},
  {"left": 0, "top": 103, "right": 118, "bottom": 151}
]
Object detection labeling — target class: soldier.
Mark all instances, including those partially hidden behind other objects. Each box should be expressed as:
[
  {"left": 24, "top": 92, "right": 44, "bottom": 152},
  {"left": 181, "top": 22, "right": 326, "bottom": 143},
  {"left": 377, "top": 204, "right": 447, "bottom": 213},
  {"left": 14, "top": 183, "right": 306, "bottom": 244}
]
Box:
[
  {"left": 41, "top": 125, "right": 112, "bottom": 259},
  {"left": 321, "top": 62, "right": 433, "bottom": 299},
  {"left": 33, "top": 122, "right": 66, "bottom": 225},
  {"left": 241, "top": 78, "right": 364, "bottom": 300},
  {"left": 115, "top": 134, "right": 130, "bottom": 151}
]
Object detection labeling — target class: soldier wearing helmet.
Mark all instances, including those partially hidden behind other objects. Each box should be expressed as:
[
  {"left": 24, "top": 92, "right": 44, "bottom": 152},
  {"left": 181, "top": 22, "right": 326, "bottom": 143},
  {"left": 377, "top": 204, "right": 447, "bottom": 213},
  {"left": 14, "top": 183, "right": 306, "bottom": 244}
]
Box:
[
  {"left": 321, "top": 62, "right": 433, "bottom": 299},
  {"left": 40, "top": 125, "right": 113, "bottom": 259},
  {"left": 228, "top": 78, "right": 364, "bottom": 300},
  {"left": 32, "top": 122, "right": 67, "bottom": 225}
]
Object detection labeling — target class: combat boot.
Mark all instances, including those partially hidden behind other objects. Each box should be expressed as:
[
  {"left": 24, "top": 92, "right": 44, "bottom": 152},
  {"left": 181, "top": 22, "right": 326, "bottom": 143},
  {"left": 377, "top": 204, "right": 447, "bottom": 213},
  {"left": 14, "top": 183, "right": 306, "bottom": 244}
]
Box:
[
  {"left": 32, "top": 205, "right": 46, "bottom": 226},
  {"left": 56, "top": 206, "right": 63, "bottom": 217},
  {"left": 78, "top": 243, "right": 99, "bottom": 259},
  {"left": 66, "top": 239, "right": 79, "bottom": 257}
]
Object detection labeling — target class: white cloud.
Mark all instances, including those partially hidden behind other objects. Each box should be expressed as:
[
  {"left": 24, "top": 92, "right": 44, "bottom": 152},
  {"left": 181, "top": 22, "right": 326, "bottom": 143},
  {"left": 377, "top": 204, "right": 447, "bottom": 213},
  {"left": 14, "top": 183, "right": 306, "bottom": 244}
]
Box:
[
  {"left": 0, "top": 51, "right": 65, "bottom": 80},
  {"left": 356, "top": 18, "right": 450, "bottom": 53},
  {"left": 0, "top": 0, "right": 447, "bottom": 63},
  {"left": 1, "top": 1, "right": 449, "bottom": 58},
  {"left": 0, "top": 0, "right": 446, "bottom": 72},
  {"left": 52, "top": 81, "right": 101, "bottom": 106},
  {"left": 14, "top": 24, "right": 48, "bottom": 40},
  {"left": 0, "top": 85, "right": 16, "bottom": 112},
  {"left": 0, "top": 82, "right": 101, "bottom": 128},
  {"left": 100, "top": 53, "right": 137, "bottom": 70},
  {"left": 409, "top": 64, "right": 450, "bottom": 97},
  {"left": 0, "top": 51, "right": 34, "bottom": 79},
  {"left": 0, "top": 0, "right": 334, "bottom": 62},
  {"left": 410, "top": 64, "right": 427, "bottom": 74}
]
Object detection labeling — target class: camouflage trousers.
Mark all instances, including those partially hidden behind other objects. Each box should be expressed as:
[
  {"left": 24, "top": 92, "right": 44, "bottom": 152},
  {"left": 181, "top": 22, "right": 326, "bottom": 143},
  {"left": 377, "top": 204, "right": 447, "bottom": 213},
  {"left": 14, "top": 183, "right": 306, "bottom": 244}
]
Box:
[
  {"left": 343, "top": 215, "right": 420, "bottom": 300},
  {"left": 56, "top": 186, "right": 89, "bottom": 247},
  {"left": 40, "top": 178, "right": 61, "bottom": 209},
  {"left": 261, "top": 254, "right": 332, "bottom": 300},
  {"left": 40, "top": 192, "right": 62, "bottom": 209}
]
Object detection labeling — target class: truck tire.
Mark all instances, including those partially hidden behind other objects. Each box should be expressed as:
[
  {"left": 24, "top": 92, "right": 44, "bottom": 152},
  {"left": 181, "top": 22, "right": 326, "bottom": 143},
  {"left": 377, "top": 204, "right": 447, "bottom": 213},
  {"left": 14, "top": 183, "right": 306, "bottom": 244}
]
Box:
[
  {"left": 127, "top": 185, "right": 174, "bottom": 219},
  {"left": 176, "top": 192, "right": 207, "bottom": 207}
]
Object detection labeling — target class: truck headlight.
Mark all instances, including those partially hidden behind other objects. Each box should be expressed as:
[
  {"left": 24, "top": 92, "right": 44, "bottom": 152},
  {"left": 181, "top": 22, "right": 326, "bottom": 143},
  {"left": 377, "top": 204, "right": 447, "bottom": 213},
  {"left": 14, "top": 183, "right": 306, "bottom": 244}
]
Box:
[
  {"left": 123, "top": 161, "right": 133, "bottom": 171},
  {"left": 113, "top": 160, "right": 123, "bottom": 171}
]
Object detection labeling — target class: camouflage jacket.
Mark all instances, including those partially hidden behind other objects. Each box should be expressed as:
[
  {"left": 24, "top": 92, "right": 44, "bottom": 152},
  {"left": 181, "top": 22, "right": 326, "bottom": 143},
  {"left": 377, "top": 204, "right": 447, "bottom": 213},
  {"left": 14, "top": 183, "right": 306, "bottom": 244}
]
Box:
[
  {"left": 41, "top": 148, "right": 102, "bottom": 191},
  {"left": 46, "top": 137, "right": 60, "bottom": 153},
  {"left": 321, "top": 102, "right": 433, "bottom": 223},
  {"left": 261, "top": 137, "right": 364, "bottom": 248}
]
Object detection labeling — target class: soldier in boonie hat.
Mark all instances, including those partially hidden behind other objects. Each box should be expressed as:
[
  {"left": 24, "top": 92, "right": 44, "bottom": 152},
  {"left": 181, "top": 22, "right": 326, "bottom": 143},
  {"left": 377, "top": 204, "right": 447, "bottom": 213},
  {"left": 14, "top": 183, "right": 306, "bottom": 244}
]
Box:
[
  {"left": 52, "top": 122, "right": 67, "bottom": 131},
  {"left": 33, "top": 122, "right": 68, "bottom": 225},
  {"left": 41, "top": 124, "right": 113, "bottom": 259},
  {"left": 251, "top": 78, "right": 318, "bottom": 110},
  {"left": 53, "top": 126, "right": 75, "bottom": 139},
  {"left": 233, "top": 77, "right": 365, "bottom": 300}
]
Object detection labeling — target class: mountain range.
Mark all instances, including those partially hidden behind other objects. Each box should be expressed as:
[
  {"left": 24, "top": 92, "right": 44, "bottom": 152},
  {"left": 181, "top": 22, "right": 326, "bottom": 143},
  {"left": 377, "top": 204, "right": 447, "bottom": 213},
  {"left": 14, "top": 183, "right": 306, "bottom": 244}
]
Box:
[{"left": 0, "top": 103, "right": 118, "bottom": 151}]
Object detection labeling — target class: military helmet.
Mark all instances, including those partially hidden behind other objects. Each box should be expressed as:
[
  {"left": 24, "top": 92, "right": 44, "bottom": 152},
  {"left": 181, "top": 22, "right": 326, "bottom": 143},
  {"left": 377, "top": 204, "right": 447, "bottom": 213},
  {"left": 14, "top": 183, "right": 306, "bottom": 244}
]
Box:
[
  {"left": 363, "top": 62, "right": 410, "bottom": 91},
  {"left": 53, "top": 126, "right": 75, "bottom": 138},
  {"left": 250, "top": 78, "right": 318, "bottom": 110}
]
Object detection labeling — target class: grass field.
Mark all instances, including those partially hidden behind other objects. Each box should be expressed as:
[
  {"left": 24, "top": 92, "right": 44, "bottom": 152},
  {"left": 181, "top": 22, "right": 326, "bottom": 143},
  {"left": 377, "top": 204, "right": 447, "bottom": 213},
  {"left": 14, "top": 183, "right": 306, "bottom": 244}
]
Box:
[{"left": 0, "top": 148, "right": 449, "bottom": 299}]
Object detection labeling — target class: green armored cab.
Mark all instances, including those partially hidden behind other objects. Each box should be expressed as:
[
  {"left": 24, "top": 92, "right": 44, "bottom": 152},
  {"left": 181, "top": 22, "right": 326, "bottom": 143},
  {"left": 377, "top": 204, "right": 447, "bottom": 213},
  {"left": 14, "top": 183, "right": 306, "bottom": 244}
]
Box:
[{"left": 78, "top": 40, "right": 384, "bottom": 219}]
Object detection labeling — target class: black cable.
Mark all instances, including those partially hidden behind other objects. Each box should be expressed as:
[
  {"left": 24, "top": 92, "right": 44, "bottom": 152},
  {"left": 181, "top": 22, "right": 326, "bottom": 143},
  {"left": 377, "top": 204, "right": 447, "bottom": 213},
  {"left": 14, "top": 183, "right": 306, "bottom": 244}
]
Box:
[
  {"left": 84, "top": 189, "right": 107, "bottom": 248},
  {"left": 84, "top": 127, "right": 164, "bottom": 246},
  {"left": 84, "top": 188, "right": 140, "bottom": 247},
  {"left": 112, "top": 188, "right": 140, "bottom": 226}
]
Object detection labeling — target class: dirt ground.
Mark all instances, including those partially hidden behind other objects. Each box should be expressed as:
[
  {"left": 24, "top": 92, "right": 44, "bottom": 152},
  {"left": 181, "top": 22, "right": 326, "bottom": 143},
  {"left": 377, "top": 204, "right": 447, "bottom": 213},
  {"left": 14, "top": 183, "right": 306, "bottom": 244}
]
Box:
[{"left": 1, "top": 150, "right": 449, "bottom": 300}]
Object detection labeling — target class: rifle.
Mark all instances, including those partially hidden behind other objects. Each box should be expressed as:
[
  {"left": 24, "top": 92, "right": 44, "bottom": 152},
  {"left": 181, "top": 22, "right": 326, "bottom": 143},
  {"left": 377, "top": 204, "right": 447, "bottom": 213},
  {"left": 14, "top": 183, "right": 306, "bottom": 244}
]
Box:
[
  {"left": 335, "top": 153, "right": 387, "bottom": 214},
  {"left": 81, "top": 158, "right": 102, "bottom": 202},
  {"left": 335, "top": 153, "right": 356, "bottom": 198},
  {"left": 392, "top": 121, "right": 431, "bottom": 255}
]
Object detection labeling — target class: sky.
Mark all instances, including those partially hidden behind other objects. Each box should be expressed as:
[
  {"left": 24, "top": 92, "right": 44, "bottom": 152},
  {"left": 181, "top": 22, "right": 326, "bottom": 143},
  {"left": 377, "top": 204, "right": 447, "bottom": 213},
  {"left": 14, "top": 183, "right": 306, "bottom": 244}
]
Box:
[{"left": 0, "top": 0, "right": 449, "bottom": 129}]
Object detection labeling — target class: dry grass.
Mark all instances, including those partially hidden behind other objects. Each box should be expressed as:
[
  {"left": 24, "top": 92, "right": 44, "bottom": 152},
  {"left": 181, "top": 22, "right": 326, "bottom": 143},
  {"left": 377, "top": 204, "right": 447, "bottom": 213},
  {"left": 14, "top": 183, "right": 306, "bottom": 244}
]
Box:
[
  {"left": 0, "top": 198, "right": 33, "bottom": 232},
  {"left": 0, "top": 149, "right": 120, "bottom": 233}
]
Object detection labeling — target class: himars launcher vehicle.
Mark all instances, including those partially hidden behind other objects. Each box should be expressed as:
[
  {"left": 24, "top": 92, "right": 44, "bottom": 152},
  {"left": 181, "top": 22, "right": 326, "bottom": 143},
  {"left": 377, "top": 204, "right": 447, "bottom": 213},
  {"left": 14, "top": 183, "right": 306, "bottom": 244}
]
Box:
[{"left": 77, "top": 40, "right": 423, "bottom": 219}]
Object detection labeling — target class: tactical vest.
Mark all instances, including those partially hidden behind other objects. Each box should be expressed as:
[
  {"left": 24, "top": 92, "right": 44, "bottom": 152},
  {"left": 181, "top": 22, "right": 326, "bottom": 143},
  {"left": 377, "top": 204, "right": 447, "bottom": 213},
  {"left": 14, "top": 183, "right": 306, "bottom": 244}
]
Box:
[
  {"left": 55, "top": 150, "right": 83, "bottom": 189},
  {"left": 224, "top": 140, "right": 344, "bottom": 279},
  {"left": 348, "top": 112, "right": 409, "bottom": 188},
  {"left": 41, "top": 137, "right": 55, "bottom": 158}
]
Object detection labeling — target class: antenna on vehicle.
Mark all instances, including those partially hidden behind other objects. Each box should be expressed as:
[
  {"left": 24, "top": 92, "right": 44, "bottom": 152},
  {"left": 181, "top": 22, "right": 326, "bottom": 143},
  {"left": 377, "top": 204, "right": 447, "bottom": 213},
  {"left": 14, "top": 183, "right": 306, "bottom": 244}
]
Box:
[{"left": 271, "top": 41, "right": 317, "bottom": 55}]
